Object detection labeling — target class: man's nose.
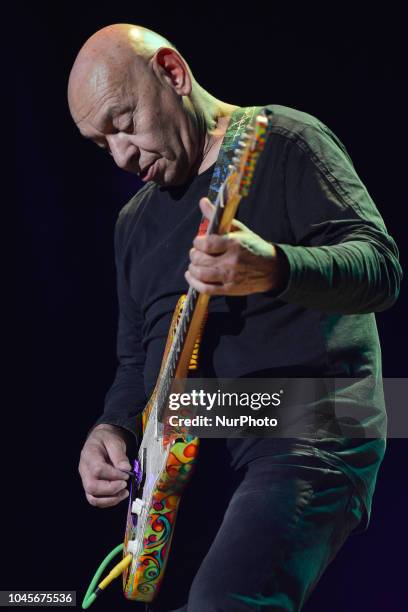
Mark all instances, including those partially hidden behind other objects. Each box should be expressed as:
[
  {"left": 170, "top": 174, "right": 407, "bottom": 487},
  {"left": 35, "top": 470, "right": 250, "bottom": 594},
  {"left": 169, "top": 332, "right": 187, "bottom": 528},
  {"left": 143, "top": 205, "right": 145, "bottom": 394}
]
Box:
[{"left": 106, "top": 133, "right": 140, "bottom": 170}]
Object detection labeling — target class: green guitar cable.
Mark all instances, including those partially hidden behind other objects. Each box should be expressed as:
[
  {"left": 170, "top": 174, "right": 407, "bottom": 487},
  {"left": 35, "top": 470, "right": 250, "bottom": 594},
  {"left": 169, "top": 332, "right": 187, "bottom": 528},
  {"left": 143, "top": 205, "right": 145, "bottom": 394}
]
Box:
[{"left": 82, "top": 543, "right": 133, "bottom": 609}]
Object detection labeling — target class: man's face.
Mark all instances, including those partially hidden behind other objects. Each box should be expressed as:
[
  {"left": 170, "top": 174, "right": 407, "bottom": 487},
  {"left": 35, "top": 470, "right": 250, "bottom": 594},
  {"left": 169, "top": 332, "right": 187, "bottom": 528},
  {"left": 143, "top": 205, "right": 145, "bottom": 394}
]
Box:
[{"left": 70, "top": 63, "right": 197, "bottom": 187}]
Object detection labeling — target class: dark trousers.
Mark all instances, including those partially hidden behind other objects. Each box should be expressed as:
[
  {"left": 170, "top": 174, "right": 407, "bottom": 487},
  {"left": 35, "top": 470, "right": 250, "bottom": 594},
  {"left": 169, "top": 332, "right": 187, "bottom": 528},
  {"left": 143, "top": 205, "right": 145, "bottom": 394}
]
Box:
[{"left": 147, "top": 441, "right": 363, "bottom": 612}]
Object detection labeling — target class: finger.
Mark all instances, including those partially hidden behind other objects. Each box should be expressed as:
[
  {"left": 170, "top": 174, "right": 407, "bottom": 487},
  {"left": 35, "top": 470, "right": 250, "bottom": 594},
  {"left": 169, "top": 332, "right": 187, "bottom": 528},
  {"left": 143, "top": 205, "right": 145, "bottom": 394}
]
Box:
[
  {"left": 94, "top": 463, "right": 130, "bottom": 481},
  {"left": 189, "top": 247, "right": 217, "bottom": 266},
  {"left": 104, "top": 437, "right": 131, "bottom": 471},
  {"left": 228, "top": 218, "right": 247, "bottom": 232},
  {"left": 193, "top": 234, "right": 228, "bottom": 255},
  {"left": 199, "top": 197, "right": 215, "bottom": 220},
  {"left": 188, "top": 263, "right": 224, "bottom": 284},
  {"left": 198, "top": 195, "right": 246, "bottom": 233},
  {"left": 81, "top": 452, "right": 129, "bottom": 482},
  {"left": 86, "top": 489, "right": 129, "bottom": 509},
  {"left": 184, "top": 270, "right": 224, "bottom": 295},
  {"left": 85, "top": 478, "right": 129, "bottom": 498}
]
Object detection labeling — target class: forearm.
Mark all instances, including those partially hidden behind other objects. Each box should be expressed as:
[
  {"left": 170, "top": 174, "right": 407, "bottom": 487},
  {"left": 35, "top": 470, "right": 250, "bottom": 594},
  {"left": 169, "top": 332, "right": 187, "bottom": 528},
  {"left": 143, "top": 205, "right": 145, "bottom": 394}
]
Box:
[{"left": 273, "top": 239, "right": 401, "bottom": 314}]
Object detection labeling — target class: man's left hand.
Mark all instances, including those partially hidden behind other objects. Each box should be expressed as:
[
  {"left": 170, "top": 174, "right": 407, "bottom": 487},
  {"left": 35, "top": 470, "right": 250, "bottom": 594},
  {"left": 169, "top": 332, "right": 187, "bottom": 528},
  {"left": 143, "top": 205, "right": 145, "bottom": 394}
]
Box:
[{"left": 185, "top": 198, "right": 289, "bottom": 296}]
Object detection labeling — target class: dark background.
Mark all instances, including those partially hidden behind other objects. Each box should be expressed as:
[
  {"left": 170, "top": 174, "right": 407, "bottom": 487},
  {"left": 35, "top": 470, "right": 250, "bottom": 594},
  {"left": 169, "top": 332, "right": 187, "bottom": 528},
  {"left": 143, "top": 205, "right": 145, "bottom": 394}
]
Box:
[{"left": 12, "top": 2, "right": 406, "bottom": 611}]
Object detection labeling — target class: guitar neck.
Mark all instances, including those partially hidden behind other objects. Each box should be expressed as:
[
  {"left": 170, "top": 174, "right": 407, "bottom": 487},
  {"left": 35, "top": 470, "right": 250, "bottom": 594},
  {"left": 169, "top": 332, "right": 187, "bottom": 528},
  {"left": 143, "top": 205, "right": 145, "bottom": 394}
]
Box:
[
  {"left": 155, "top": 111, "right": 269, "bottom": 419},
  {"left": 155, "top": 180, "right": 240, "bottom": 419}
]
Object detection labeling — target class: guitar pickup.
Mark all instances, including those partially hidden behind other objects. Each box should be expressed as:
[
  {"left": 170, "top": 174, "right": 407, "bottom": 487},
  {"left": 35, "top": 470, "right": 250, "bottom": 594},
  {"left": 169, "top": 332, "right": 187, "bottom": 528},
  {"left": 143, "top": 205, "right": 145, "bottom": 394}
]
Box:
[{"left": 131, "top": 498, "right": 145, "bottom": 515}]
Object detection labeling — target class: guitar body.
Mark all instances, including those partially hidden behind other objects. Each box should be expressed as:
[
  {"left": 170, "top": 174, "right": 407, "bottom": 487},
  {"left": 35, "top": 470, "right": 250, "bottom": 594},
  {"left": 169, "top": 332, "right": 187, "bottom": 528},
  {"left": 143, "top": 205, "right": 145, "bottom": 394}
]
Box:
[
  {"left": 122, "top": 295, "right": 200, "bottom": 602},
  {"left": 122, "top": 434, "right": 199, "bottom": 602}
]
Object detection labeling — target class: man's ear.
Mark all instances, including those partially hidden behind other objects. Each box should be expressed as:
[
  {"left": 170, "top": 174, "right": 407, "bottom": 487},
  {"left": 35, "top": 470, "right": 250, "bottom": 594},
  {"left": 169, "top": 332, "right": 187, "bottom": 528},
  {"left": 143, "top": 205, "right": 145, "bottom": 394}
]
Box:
[{"left": 152, "top": 47, "right": 192, "bottom": 95}]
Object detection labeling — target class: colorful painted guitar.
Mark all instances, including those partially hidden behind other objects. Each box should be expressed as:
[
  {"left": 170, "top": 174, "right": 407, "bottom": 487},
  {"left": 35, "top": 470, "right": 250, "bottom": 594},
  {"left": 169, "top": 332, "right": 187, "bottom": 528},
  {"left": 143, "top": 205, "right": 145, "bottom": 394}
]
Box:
[{"left": 122, "top": 110, "right": 270, "bottom": 603}]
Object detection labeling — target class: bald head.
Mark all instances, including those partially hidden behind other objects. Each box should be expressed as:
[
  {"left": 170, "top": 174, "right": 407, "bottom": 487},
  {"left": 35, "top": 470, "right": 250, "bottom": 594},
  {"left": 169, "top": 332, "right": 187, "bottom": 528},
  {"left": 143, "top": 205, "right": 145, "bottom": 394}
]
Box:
[
  {"left": 68, "top": 24, "right": 178, "bottom": 123},
  {"left": 67, "top": 24, "right": 235, "bottom": 186}
]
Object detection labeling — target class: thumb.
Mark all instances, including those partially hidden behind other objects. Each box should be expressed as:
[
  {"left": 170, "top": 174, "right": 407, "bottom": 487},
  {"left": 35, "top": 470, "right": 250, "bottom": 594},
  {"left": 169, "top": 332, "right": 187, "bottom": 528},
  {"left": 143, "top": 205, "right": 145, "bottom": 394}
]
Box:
[
  {"left": 228, "top": 217, "right": 247, "bottom": 233},
  {"left": 199, "top": 197, "right": 215, "bottom": 220},
  {"left": 199, "top": 197, "right": 246, "bottom": 233},
  {"left": 104, "top": 437, "right": 131, "bottom": 470}
]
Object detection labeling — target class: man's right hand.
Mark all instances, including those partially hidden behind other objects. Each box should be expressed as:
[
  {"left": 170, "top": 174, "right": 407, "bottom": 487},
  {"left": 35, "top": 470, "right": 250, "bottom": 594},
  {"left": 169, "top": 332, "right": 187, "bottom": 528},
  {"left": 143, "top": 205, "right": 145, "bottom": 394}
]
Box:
[{"left": 78, "top": 424, "right": 133, "bottom": 508}]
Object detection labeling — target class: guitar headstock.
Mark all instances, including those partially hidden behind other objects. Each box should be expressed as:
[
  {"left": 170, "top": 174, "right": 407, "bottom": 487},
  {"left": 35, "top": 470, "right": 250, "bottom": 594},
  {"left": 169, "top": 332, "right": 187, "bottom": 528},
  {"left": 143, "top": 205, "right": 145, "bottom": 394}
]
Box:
[{"left": 227, "top": 110, "right": 270, "bottom": 197}]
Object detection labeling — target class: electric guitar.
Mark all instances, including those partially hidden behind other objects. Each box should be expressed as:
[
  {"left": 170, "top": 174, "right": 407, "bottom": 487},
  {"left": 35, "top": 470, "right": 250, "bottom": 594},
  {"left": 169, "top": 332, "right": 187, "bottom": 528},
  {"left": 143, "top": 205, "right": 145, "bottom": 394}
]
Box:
[{"left": 122, "top": 110, "right": 270, "bottom": 602}]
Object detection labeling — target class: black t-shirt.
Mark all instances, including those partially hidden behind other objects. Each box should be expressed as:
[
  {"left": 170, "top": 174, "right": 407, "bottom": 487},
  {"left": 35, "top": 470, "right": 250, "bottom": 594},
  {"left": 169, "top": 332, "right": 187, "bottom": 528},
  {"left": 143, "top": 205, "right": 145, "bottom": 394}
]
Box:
[{"left": 93, "top": 105, "right": 402, "bottom": 527}]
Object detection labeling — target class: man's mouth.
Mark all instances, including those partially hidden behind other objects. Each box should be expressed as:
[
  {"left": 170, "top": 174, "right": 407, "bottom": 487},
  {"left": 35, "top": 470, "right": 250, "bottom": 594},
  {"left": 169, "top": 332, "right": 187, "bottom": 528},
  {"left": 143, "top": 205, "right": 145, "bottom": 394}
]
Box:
[
  {"left": 139, "top": 159, "right": 157, "bottom": 183},
  {"left": 139, "top": 161, "right": 157, "bottom": 182}
]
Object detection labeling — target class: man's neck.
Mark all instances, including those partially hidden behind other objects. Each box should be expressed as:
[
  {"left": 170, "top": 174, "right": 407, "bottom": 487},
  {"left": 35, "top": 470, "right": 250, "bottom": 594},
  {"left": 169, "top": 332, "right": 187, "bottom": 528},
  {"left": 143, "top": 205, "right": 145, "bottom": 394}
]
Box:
[{"left": 197, "top": 104, "right": 240, "bottom": 174}]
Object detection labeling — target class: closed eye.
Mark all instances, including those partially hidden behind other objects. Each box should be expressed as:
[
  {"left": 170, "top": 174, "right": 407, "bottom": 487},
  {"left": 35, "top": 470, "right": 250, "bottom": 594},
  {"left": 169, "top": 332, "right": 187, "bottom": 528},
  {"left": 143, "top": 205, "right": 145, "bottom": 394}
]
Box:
[{"left": 113, "top": 111, "right": 134, "bottom": 134}]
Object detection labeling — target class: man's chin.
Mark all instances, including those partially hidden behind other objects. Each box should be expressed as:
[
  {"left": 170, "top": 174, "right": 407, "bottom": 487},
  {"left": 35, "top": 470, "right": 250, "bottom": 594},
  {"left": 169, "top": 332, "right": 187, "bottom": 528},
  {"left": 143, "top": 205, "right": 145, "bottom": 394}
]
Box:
[{"left": 154, "top": 164, "right": 192, "bottom": 188}]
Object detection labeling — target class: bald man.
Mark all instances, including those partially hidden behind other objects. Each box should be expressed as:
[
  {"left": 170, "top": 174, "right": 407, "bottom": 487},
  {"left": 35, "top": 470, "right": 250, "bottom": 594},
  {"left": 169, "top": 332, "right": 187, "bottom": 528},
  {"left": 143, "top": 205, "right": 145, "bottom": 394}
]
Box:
[{"left": 69, "top": 24, "right": 401, "bottom": 612}]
